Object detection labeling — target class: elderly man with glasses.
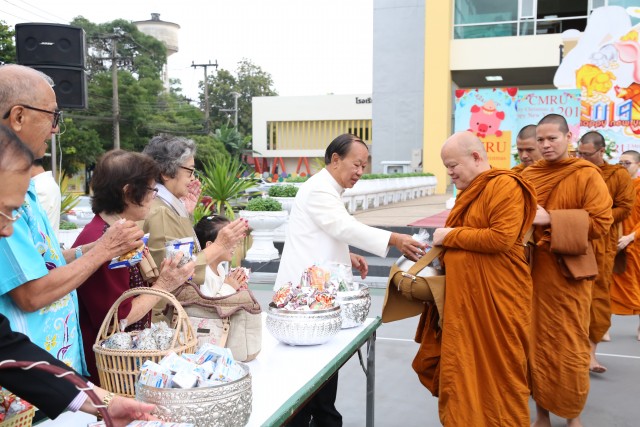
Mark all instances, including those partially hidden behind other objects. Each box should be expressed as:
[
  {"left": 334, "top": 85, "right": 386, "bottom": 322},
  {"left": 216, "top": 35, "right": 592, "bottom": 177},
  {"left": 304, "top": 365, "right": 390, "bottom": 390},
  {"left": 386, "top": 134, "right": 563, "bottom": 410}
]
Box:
[
  {"left": 611, "top": 150, "right": 640, "bottom": 342},
  {"left": 0, "top": 64, "right": 144, "bottom": 376},
  {"left": 577, "top": 131, "right": 635, "bottom": 375}
]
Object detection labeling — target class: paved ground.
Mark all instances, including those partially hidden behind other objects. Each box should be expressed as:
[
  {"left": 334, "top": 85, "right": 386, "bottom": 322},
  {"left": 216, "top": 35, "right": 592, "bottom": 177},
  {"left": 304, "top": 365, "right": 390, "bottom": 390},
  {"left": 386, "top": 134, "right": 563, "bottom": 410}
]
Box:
[{"left": 249, "top": 193, "right": 640, "bottom": 426}]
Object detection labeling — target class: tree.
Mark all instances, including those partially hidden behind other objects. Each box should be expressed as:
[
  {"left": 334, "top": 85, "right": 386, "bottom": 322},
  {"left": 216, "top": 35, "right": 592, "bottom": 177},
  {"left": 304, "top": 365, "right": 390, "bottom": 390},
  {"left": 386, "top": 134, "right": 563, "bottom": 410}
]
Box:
[
  {"left": 0, "top": 20, "right": 16, "bottom": 64},
  {"left": 56, "top": 118, "right": 103, "bottom": 178},
  {"left": 212, "top": 125, "right": 253, "bottom": 160},
  {"left": 200, "top": 59, "right": 277, "bottom": 137}
]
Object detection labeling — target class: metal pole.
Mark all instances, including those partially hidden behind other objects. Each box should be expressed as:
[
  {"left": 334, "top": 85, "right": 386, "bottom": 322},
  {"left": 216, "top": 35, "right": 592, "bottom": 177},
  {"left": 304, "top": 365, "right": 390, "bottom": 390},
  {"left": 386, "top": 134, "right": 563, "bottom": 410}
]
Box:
[
  {"left": 111, "top": 37, "right": 120, "bottom": 149},
  {"left": 203, "top": 66, "right": 210, "bottom": 134},
  {"left": 232, "top": 92, "right": 240, "bottom": 127}
]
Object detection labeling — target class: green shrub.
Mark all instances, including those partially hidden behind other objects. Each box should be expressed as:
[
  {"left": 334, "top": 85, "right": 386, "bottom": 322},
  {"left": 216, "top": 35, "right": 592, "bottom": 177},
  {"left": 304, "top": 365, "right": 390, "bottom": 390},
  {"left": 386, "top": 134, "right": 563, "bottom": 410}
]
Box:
[
  {"left": 60, "top": 220, "right": 78, "bottom": 230},
  {"left": 268, "top": 184, "right": 299, "bottom": 197},
  {"left": 245, "top": 197, "right": 283, "bottom": 211},
  {"left": 285, "top": 176, "right": 309, "bottom": 183}
]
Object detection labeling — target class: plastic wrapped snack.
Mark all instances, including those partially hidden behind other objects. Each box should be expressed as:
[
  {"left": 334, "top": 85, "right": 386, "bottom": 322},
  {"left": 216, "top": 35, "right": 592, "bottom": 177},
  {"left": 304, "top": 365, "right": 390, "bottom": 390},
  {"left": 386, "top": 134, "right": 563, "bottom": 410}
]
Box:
[
  {"left": 165, "top": 237, "right": 196, "bottom": 268},
  {"left": 109, "top": 234, "right": 150, "bottom": 270},
  {"left": 273, "top": 283, "right": 294, "bottom": 308},
  {"left": 273, "top": 280, "right": 336, "bottom": 311},
  {"left": 102, "top": 331, "right": 133, "bottom": 349},
  {"left": 151, "top": 321, "right": 174, "bottom": 350},
  {"left": 138, "top": 361, "right": 173, "bottom": 388}
]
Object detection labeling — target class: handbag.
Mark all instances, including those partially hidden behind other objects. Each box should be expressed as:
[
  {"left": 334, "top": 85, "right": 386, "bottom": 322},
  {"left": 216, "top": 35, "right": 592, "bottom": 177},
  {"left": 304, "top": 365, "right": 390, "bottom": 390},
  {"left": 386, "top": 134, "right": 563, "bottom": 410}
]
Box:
[
  {"left": 171, "top": 282, "right": 262, "bottom": 362},
  {"left": 382, "top": 247, "right": 445, "bottom": 326}
]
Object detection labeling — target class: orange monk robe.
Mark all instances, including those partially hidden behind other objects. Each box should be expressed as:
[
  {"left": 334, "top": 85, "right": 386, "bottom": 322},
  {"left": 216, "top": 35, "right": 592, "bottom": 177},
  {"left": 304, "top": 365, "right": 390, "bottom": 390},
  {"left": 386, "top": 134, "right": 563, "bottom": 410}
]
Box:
[
  {"left": 611, "top": 177, "right": 640, "bottom": 315},
  {"left": 523, "top": 158, "right": 612, "bottom": 419},
  {"left": 415, "top": 169, "right": 536, "bottom": 427},
  {"left": 590, "top": 163, "right": 635, "bottom": 342},
  {"left": 511, "top": 163, "right": 526, "bottom": 174}
]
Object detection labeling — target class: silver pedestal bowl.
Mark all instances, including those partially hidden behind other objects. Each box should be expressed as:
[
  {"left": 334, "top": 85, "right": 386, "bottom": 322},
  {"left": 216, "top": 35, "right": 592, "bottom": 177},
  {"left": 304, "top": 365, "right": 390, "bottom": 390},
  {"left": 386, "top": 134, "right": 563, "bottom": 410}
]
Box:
[{"left": 266, "top": 303, "right": 342, "bottom": 346}]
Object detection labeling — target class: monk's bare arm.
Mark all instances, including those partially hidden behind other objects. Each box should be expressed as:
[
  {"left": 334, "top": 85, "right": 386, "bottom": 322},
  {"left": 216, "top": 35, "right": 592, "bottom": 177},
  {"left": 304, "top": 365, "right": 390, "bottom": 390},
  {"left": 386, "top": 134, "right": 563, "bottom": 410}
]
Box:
[{"left": 443, "top": 177, "right": 524, "bottom": 253}]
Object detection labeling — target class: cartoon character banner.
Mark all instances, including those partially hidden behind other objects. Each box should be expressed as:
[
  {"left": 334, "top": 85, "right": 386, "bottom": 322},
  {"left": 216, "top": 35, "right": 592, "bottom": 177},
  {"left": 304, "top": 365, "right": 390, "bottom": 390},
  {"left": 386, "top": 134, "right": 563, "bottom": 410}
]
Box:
[
  {"left": 454, "top": 88, "right": 518, "bottom": 169},
  {"left": 454, "top": 88, "right": 580, "bottom": 168},
  {"left": 555, "top": 5, "right": 640, "bottom": 157}
]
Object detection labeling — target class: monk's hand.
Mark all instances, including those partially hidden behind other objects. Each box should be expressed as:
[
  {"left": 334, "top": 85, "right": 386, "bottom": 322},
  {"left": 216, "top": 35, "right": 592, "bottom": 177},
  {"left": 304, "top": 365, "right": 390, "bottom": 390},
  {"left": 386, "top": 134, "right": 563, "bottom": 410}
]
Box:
[
  {"left": 95, "top": 219, "right": 144, "bottom": 262},
  {"left": 433, "top": 227, "right": 453, "bottom": 247},
  {"left": 391, "top": 233, "right": 426, "bottom": 261},
  {"left": 618, "top": 233, "right": 635, "bottom": 251},
  {"left": 350, "top": 252, "right": 368, "bottom": 279},
  {"left": 533, "top": 205, "right": 550, "bottom": 226}
]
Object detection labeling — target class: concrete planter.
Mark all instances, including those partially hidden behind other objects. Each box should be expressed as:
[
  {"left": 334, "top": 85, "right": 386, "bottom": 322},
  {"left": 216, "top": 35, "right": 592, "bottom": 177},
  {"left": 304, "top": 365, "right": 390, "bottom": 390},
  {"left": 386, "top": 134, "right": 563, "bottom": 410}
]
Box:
[
  {"left": 239, "top": 210, "right": 288, "bottom": 262},
  {"left": 271, "top": 197, "right": 295, "bottom": 242}
]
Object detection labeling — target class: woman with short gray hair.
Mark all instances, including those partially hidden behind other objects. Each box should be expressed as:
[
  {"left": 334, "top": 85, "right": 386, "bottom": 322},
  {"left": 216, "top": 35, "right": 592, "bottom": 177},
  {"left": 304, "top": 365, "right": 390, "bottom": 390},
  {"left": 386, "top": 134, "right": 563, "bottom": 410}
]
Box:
[{"left": 142, "top": 134, "right": 248, "bottom": 285}]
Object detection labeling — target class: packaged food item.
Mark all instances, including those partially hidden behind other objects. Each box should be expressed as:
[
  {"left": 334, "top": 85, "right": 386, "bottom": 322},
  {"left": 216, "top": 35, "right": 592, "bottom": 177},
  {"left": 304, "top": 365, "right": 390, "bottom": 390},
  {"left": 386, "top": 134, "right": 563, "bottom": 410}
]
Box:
[
  {"left": 138, "top": 361, "right": 172, "bottom": 388},
  {"left": 228, "top": 266, "right": 251, "bottom": 282},
  {"left": 170, "top": 369, "right": 198, "bottom": 389},
  {"left": 102, "top": 331, "right": 133, "bottom": 349},
  {"left": 109, "top": 234, "right": 150, "bottom": 270},
  {"left": 159, "top": 352, "right": 195, "bottom": 374},
  {"left": 272, "top": 277, "right": 336, "bottom": 311},
  {"left": 165, "top": 237, "right": 196, "bottom": 268}
]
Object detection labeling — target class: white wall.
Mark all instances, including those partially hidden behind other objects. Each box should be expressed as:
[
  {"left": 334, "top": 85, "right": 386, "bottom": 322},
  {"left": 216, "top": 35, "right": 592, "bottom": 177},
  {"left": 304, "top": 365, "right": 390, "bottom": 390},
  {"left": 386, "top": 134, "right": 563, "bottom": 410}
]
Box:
[{"left": 252, "top": 94, "right": 372, "bottom": 158}]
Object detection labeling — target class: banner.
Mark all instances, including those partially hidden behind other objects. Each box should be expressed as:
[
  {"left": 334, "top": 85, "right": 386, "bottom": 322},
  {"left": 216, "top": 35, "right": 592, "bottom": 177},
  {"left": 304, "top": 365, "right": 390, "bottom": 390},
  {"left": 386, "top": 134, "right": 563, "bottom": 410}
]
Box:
[{"left": 454, "top": 88, "right": 581, "bottom": 168}]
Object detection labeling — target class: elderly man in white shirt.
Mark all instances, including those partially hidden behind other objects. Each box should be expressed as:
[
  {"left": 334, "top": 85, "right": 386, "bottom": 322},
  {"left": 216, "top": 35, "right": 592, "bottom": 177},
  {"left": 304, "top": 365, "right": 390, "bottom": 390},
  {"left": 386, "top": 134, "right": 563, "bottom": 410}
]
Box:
[{"left": 276, "top": 133, "right": 425, "bottom": 427}]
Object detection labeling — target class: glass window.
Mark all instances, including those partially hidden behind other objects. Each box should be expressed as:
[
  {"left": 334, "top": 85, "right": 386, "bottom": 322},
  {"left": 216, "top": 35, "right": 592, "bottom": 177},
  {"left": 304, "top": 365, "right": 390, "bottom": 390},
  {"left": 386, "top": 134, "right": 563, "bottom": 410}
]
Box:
[
  {"left": 454, "top": 23, "right": 517, "bottom": 39},
  {"left": 455, "top": 0, "right": 518, "bottom": 25}
]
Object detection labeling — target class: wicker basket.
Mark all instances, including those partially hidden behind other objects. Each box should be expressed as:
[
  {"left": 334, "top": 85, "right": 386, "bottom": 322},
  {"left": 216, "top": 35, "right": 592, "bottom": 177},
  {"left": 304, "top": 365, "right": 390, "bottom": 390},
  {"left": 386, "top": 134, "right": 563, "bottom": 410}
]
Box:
[
  {"left": 93, "top": 287, "right": 198, "bottom": 397},
  {"left": 0, "top": 406, "right": 34, "bottom": 427}
]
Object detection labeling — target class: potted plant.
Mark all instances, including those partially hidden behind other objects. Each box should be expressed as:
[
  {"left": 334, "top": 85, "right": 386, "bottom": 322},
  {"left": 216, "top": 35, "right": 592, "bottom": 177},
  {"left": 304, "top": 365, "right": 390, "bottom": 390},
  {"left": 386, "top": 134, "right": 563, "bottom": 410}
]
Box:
[
  {"left": 200, "top": 155, "right": 259, "bottom": 218},
  {"left": 239, "top": 197, "right": 288, "bottom": 262},
  {"left": 267, "top": 184, "right": 299, "bottom": 241}
]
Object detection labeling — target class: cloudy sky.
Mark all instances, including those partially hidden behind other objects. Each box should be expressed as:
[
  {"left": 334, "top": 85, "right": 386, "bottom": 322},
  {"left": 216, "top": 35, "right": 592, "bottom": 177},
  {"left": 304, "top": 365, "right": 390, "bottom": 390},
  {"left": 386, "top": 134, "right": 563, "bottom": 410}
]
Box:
[{"left": 1, "top": 0, "right": 373, "bottom": 101}]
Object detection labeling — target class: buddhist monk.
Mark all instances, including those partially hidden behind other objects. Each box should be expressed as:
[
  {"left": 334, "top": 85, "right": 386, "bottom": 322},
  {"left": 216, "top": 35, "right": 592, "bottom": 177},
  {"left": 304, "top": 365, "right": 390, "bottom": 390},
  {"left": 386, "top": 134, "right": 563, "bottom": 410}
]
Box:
[
  {"left": 611, "top": 150, "right": 640, "bottom": 341},
  {"left": 523, "top": 114, "right": 613, "bottom": 427},
  {"left": 413, "top": 131, "right": 536, "bottom": 426},
  {"left": 577, "top": 131, "right": 634, "bottom": 374},
  {"left": 512, "top": 124, "right": 542, "bottom": 173}
]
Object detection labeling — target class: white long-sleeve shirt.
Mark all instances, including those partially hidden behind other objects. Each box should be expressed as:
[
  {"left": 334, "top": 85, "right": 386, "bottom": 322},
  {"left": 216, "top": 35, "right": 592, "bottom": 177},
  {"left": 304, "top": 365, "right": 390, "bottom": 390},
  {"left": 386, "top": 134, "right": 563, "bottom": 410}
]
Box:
[{"left": 274, "top": 168, "right": 391, "bottom": 290}]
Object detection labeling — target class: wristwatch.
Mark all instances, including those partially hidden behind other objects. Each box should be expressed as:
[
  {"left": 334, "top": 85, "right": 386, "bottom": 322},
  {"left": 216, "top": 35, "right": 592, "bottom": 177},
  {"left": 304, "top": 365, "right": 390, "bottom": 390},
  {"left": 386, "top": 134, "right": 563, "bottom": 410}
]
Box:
[
  {"left": 75, "top": 245, "right": 83, "bottom": 259},
  {"left": 96, "top": 392, "right": 115, "bottom": 421}
]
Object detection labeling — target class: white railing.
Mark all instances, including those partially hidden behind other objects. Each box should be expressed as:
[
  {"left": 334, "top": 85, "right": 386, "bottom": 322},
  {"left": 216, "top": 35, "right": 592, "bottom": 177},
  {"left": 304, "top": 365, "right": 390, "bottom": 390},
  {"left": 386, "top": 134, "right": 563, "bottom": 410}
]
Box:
[{"left": 342, "top": 176, "right": 437, "bottom": 214}]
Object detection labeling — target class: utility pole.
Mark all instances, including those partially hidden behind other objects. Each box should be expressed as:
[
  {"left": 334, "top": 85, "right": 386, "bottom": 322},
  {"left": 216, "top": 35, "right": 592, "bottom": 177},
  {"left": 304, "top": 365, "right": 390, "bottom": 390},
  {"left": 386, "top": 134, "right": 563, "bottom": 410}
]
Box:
[
  {"left": 191, "top": 60, "right": 218, "bottom": 134},
  {"left": 220, "top": 91, "right": 241, "bottom": 128},
  {"left": 111, "top": 37, "right": 120, "bottom": 149}
]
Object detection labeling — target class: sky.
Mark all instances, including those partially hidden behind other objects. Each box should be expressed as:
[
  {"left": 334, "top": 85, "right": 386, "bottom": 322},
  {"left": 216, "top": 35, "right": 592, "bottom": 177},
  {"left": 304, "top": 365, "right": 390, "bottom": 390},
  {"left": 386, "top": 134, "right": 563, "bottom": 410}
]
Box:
[{"left": 1, "top": 0, "right": 374, "bottom": 102}]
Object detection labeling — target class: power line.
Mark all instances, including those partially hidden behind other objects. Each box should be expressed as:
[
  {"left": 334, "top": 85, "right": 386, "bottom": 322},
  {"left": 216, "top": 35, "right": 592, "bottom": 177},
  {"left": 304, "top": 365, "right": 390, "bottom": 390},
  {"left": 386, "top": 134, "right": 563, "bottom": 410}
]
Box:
[
  {"left": 0, "top": 7, "right": 30, "bottom": 21},
  {"left": 17, "top": 0, "right": 70, "bottom": 24},
  {"left": 1, "top": 0, "right": 65, "bottom": 23}
]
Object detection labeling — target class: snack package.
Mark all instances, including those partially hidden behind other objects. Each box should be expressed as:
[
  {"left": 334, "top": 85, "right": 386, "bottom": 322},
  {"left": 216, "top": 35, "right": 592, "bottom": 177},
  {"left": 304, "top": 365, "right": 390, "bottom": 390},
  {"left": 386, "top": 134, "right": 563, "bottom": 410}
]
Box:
[
  {"left": 272, "top": 281, "right": 336, "bottom": 311},
  {"left": 170, "top": 369, "right": 198, "bottom": 389},
  {"left": 165, "top": 237, "right": 196, "bottom": 268},
  {"left": 109, "top": 234, "right": 149, "bottom": 270},
  {"left": 159, "top": 352, "right": 195, "bottom": 374},
  {"left": 138, "top": 361, "right": 172, "bottom": 388},
  {"left": 228, "top": 266, "right": 251, "bottom": 283}
]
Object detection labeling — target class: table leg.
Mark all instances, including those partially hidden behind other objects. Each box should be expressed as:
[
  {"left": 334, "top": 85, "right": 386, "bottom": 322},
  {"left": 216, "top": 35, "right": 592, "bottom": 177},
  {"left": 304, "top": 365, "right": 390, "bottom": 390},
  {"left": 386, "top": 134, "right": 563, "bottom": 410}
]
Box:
[{"left": 357, "top": 330, "right": 376, "bottom": 427}]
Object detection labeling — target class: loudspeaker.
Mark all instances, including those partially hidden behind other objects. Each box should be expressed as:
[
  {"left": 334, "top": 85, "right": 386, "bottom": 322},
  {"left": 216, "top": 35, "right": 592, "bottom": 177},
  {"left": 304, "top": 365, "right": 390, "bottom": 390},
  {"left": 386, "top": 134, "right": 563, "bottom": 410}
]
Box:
[
  {"left": 32, "top": 66, "right": 88, "bottom": 109},
  {"left": 16, "top": 23, "right": 86, "bottom": 68}
]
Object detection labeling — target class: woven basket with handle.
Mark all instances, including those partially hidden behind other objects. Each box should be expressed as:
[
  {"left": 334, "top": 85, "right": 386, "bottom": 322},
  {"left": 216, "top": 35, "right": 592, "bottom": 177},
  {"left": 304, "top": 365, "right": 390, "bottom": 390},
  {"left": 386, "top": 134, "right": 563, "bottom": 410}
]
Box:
[{"left": 93, "top": 287, "right": 197, "bottom": 397}]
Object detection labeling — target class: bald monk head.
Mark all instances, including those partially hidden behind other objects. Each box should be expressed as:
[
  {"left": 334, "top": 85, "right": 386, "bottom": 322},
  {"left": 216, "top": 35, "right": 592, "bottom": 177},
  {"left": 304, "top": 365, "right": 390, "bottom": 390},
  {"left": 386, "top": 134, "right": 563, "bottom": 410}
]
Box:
[
  {"left": 536, "top": 114, "right": 572, "bottom": 163},
  {"left": 441, "top": 131, "right": 491, "bottom": 190},
  {"left": 516, "top": 124, "right": 542, "bottom": 168},
  {"left": 620, "top": 150, "right": 640, "bottom": 178}
]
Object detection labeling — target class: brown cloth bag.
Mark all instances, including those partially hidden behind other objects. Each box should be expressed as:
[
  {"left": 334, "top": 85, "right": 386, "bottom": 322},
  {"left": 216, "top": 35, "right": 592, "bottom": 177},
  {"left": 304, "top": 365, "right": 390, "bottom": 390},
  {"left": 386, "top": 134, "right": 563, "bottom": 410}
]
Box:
[
  {"left": 549, "top": 209, "right": 598, "bottom": 280},
  {"left": 171, "top": 282, "right": 262, "bottom": 362},
  {"left": 382, "top": 247, "right": 445, "bottom": 326},
  {"left": 614, "top": 223, "right": 627, "bottom": 274}
]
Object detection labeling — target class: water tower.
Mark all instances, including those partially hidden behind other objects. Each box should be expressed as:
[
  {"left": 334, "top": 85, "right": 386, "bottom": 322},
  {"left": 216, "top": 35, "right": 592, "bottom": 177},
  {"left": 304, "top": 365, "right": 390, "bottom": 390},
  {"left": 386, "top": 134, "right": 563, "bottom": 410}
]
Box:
[{"left": 134, "top": 13, "right": 179, "bottom": 90}]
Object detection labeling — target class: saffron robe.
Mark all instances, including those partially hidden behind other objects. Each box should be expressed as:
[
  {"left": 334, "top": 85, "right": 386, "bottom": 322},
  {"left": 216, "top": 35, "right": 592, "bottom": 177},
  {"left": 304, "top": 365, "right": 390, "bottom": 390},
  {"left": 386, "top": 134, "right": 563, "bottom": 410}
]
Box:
[
  {"left": 590, "top": 163, "right": 634, "bottom": 341},
  {"left": 611, "top": 176, "right": 640, "bottom": 314},
  {"left": 523, "top": 158, "right": 613, "bottom": 419},
  {"left": 413, "top": 169, "right": 536, "bottom": 427},
  {"left": 511, "top": 163, "right": 526, "bottom": 174}
]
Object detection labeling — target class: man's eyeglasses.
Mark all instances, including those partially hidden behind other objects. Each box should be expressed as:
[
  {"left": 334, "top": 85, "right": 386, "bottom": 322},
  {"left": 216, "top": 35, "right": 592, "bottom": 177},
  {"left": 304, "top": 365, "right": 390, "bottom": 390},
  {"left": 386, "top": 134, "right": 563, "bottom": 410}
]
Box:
[
  {"left": 0, "top": 209, "right": 23, "bottom": 223},
  {"left": 577, "top": 150, "right": 600, "bottom": 157},
  {"left": 147, "top": 187, "right": 158, "bottom": 198},
  {"left": 2, "top": 104, "right": 62, "bottom": 128},
  {"left": 179, "top": 165, "right": 198, "bottom": 178},
  {"left": 619, "top": 161, "right": 637, "bottom": 167}
]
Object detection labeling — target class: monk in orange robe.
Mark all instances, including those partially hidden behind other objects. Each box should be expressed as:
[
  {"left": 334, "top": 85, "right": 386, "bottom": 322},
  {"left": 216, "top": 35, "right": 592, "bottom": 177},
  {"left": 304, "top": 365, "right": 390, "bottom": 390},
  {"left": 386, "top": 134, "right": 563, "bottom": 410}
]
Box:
[
  {"left": 523, "top": 114, "right": 612, "bottom": 427},
  {"left": 611, "top": 150, "right": 640, "bottom": 341},
  {"left": 577, "top": 131, "right": 634, "bottom": 373},
  {"left": 512, "top": 124, "right": 542, "bottom": 174},
  {"left": 413, "top": 131, "right": 536, "bottom": 426}
]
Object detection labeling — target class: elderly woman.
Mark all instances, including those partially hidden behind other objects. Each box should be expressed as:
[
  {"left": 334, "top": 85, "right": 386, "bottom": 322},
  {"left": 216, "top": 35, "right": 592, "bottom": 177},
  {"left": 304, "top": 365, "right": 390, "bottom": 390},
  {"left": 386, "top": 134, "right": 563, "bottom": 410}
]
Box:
[
  {"left": 73, "top": 150, "right": 195, "bottom": 384},
  {"left": 141, "top": 135, "right": 248, "bottom": 285}
]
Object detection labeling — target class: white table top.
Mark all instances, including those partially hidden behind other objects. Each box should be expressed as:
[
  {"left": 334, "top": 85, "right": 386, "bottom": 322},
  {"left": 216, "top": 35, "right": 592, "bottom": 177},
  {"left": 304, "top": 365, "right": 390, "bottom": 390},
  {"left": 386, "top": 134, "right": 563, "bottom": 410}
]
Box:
[{"left": 37, "top": 316, "right": 381, "bottom": 427}]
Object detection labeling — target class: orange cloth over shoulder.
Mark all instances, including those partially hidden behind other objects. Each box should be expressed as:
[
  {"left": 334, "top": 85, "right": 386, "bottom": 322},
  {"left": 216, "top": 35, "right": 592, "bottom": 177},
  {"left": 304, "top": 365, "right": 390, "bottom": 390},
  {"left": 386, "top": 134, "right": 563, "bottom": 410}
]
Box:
[
  {"left": 523, "top": 158, "right": 612, "bottom": 419},
  {"left": 413, "top": 169, "right": 536, "bottom": 427},
  {"left": 611, "top": 176, "right": 640, "bottom": 315},
  {"left": 590, "top": 163, "right": 635, "bottom": 342}
]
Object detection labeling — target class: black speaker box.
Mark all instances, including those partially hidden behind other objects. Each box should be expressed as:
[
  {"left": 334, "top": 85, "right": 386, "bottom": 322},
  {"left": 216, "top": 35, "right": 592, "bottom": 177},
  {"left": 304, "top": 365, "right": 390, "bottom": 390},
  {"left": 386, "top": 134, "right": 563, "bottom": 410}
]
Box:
[
  {"left": 32, "top": 66, "right": 88, "bottom": 110},
  {"left": 16, "top": 23, "right": 86, "bottom": 68}
]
